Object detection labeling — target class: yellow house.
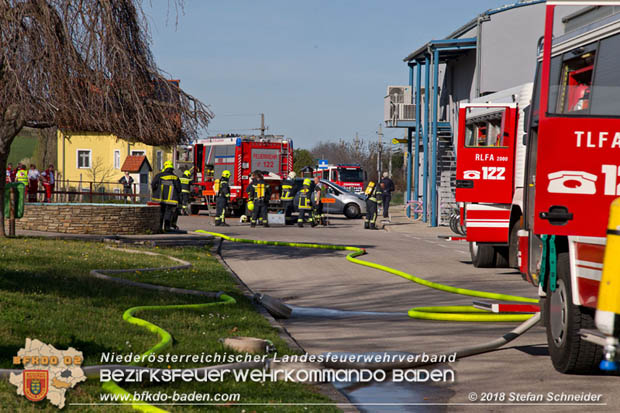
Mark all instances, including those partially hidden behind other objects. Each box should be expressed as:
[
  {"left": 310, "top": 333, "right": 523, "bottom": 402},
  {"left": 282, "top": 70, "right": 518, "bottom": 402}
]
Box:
[{"left": 56, "top": 130, "right": 174, "bottom": 194}]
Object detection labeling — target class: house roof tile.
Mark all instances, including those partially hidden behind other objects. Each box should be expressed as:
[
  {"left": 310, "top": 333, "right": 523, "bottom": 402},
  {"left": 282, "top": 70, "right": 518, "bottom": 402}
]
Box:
[{"left": 121, "top": 155, "right": 152, "bottom": 173}]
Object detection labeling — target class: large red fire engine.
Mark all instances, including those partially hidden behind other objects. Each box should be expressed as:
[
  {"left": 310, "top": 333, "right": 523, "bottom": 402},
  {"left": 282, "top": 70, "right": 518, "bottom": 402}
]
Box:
[
  {"left": 518, "top": 1, "right": 620, "bottom": 373},
  {"left": 313, "top": 164, "right": 365, "bottom": 193},
  {"left": 455, "top": 83, "right": 533, "bottom": 268},
  {"left": 188, "top": 135, "right": 293, "bottom": 215}
]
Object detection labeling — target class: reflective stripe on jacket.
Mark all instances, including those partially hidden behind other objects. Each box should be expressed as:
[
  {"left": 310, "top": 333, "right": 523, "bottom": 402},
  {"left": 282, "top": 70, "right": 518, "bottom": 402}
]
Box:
[
  {"left": 179, "top": 177, "right": 192, "bottom": 193},
  {"left": 297, "top": 188, "right": 313, "bottom": 210},
  {"left": 281, "top": 179, "right": 295, "bottom": 201},
  {"left": 151, "top": 168, "right": 181, "bottom": 205}
]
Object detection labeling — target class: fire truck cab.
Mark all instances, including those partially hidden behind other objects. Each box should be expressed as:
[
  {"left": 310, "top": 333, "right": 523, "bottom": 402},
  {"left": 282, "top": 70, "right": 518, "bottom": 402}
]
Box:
[
  {"left": 520, "top": 2, "right": 620, "bottom": 373},
  {"left": 189, "top": 135, "right": 293, "bottom": 215},
  {"left": 313, "top": 164, "right": 365, "bottom": 193},
  {"left": 455, "top": 84, "right": 533, "bottom": 269}
]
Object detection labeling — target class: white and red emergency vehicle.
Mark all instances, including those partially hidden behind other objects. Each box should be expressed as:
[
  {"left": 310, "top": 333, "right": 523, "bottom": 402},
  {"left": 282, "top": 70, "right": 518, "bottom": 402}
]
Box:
[
  {"left": 189, "top": 134, "right": 293, "bottom": 214},
  {"left": 313, "top": 164, "right": 365, "bottom": 193},
  {"left": 519, "top": 1, "right": 620, "bottom": 373},
  {"left": 455, "top": 83, "right": 533, "bottom": 268}
]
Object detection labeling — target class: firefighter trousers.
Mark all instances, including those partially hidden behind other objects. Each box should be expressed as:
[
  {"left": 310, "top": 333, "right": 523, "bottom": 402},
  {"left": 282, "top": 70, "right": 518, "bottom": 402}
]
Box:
[
  {"left": 251, "top": 201, "right": 268, "bottom": 226},
  {"left": 365, "top": 200, "right": 378, "bottom": 229},
  {"left": 160, "top": 203, "right": 178, "bottom": 231},
  {"left": 282, "top": 200, "right": 294, "bottom": 225},
  {"left": 181, "top": 193, "right": 190, "bottom": 214},
  {"left": 313, "top": 203, "right": 324, "bottom": 225},
  {"left": 297, "top": 209, "right": 314, "bottom": 227},
  {"left": 215, "top": 197, "right": 227, "bottom": 225}
]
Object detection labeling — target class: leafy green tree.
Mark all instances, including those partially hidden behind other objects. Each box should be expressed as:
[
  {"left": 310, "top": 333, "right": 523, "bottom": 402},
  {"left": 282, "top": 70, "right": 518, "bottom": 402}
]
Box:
[{"left": 293, "top": 149, "right": 315, "bottom": 175}]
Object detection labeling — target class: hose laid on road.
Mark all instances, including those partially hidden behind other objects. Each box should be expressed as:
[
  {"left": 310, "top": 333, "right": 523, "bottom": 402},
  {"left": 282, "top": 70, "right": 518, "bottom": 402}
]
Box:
[{"left": 196, "top": 230, "right": 538, "bottom": 322}]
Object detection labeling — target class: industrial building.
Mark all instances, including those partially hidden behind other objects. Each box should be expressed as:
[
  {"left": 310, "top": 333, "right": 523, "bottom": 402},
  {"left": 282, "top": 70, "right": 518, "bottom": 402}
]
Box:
[{"left": 384, "top": 0, "right": 579, "bottom": 226}]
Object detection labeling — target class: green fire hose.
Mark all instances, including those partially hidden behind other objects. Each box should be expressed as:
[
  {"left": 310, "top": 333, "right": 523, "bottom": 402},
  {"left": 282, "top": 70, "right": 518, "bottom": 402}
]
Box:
[{"left": 196, "top": 230, "right": 538, "bottom": 322}]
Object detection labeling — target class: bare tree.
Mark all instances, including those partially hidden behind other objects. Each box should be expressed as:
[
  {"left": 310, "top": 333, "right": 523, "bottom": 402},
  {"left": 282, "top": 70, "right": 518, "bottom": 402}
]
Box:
[
  {"left": 86, "top": 157, "right": 116, "bottom": 191},
  {"left": 310, "top": 138, "right": 405, "bottom": 187},
  {"left": 0, "top": 0, "right": 213, "bottom": 236}
]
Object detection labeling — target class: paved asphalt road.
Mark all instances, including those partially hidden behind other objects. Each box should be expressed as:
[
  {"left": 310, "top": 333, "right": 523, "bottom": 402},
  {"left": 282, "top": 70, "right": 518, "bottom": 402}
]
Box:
[{"left": 179, "top": 213, "right": 618, "bottom": 412}]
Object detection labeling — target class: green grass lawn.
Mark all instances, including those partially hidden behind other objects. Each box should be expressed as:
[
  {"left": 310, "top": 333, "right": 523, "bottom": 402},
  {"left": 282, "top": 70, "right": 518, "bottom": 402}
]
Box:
[
  {"left": 390, "top": 192, "right": 404, "bottom": 206},
  {"left": 0, "top": 238, "right": 340, "bottom": 412},
  {"left": 7, "top": 136, "right": 37, "bottom": 165}
]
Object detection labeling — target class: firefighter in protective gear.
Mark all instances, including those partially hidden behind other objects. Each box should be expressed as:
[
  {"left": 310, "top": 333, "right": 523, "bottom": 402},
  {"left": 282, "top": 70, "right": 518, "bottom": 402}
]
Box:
[
  {"left": 152, "top": 161, "right": 181, "bottom": 232},
  {"left": 281, "top": 171, "right": 296, "bottom": 224},
  {"left": 179, "top": 169, "right": 192, "bottom": 215},
  {"left": 214, "top": 170, "right": 231, "bottom": 226},
  {"left": 296, "top": 178, "right": 315, "bottom": 227},
  {"left": 247, "top": 171, "right": 270, "bottom": 227},
  {"left": 313, "top": 176, "right": 327, "bottom": 226},
  {"left": 364, "top": 181, "right": 382, "bottom": 230}
]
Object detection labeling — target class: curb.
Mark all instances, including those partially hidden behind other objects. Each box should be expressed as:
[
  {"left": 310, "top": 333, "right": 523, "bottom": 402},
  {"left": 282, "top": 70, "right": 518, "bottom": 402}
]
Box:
[{"left": 214, "top": 238, "right": 360, "bottom": 413}]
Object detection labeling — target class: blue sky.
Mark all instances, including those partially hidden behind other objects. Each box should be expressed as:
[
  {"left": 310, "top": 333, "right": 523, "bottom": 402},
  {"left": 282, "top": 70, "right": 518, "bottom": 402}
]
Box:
[{"left": 145, "top": 0, "right": 515, "bottom": 149}]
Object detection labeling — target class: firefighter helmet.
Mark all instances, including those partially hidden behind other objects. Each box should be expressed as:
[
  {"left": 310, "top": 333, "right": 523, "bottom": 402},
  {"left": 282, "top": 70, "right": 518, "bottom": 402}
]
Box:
[
  {"left": 221, "top": 170, "right": 231, "bottom": 179},
  {"left": 288, "top": 171, "right": 296, "bottom": 179},
  {"left": 303, "top": 178, "right": 311, "bottom": 187},
  {"left": 183, "top": 169, "right": 191, "bottom": 177},
  {"left": 163, "top": 161, "right": 173, "bottom": 170},
  {"left": 247, "top": 201, "right": 254, "bottom": 211}
]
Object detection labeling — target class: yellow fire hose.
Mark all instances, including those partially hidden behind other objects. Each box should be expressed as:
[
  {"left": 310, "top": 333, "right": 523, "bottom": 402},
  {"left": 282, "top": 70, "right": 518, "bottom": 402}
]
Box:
[
  {"left": 196, "top": 230, "right": 538, "bottom": 322},
  {"left": 96, "top": 231, "right": 539, "bottom": 412},
  {"left": 101, "top": 295, "right": 236, "bottom": 413}
]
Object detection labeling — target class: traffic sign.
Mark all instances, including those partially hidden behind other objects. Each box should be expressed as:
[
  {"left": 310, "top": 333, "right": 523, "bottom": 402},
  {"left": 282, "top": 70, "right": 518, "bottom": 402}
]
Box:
[{"left": 318, "top": 159, "right": 328, "bottom": 170}]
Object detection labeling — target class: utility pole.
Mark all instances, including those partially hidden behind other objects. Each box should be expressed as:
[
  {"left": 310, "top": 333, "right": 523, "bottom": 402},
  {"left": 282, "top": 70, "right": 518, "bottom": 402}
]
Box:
[
  {"left": 388, "top": 142, "right": 392, "bottom": 178},
  {"left": 376, "top": 123, "right": 383, "bottom": 181},
  {"left": 260, "top": 113, "right": 266, "bottom": 137}
]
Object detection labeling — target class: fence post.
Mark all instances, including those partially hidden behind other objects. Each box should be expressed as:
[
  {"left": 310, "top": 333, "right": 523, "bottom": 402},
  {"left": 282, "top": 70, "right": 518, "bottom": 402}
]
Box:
[{"left": 89, "top": 182, "right": 93, "bottom": 203}]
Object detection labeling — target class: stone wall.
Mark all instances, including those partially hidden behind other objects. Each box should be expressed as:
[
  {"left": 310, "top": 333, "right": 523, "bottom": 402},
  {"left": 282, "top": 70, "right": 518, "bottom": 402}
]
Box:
[{"left": 5, "top": 203, "right": 161, "bottom": 235}]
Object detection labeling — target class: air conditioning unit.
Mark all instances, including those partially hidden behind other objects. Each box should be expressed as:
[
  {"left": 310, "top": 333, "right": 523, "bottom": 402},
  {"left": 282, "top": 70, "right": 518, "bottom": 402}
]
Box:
[
  {"left": 400, "top": 104, "right": 416, "bottom": 121},
  {"left": 386, "top": 86, "right": 412, "bottom": 104}
]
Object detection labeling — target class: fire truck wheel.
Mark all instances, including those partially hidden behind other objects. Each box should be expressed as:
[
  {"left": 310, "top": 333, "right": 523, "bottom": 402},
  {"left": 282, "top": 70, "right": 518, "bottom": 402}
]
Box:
[
  {"left": 494, "top": 247, "right": 509, "bottom": 268},
  {"left": 508, "top": 223, "right": 520, "bottom": 268},
  {"left": 545, "top": 252, "right": 601, "bottom": 374},
  {"left": 470, "top": 242, "right": 495, "bottom": 268},
  {"left": 344, "top": 203, "right": 361, "bottom": 219}
]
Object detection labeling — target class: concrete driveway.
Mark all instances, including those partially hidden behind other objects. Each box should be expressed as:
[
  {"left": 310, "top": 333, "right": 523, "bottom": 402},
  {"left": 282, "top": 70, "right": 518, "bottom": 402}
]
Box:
[{"left": 179, "top": 213, "right": 618, "bottom": 412}]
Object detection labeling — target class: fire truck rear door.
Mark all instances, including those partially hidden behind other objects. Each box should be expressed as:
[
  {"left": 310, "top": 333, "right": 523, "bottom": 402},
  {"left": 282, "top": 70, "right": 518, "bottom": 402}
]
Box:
[{"left": 455, "top": 104, "right": 518, "bottom": 204}]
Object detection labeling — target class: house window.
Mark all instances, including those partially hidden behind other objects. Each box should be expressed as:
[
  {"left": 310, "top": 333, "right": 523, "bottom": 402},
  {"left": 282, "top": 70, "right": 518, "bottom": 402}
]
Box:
[
  {"left": 77, "top": 150, "right": 91, "bottom": 169},
  {"left": 114, "top": 150, "right": 120, "bottom": 169},
  {"left": 156, "top": 151, "right": 163, "bottom": 171},
  {"left": 131, "top": 150, "right": 146, "bottom": 156}
]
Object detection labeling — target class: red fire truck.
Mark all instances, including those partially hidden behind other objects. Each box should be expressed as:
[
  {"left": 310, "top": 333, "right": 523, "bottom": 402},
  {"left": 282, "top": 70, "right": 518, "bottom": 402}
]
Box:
[
  {"left": 188, "top": 135, "right": 293, "bottom": 215},
  {"left": 518, "top": 1, "right": 620, "bottom": 373},
  {"left": 313, "top": 164, "right": 365, "bottom": 193},
  {"left": 455, "top": 83, "right": 533, "bottom": 268}
]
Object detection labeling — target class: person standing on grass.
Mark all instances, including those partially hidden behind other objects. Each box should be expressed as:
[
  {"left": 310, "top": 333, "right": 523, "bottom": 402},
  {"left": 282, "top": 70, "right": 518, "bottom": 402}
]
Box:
[
  {"left": 380, "top": 172, "right": 395, "bottom": 221},
  {"left": 41, "top": 164, "right": 55, "bottom": 203},
  {"left": 27, "top": 164, "right": 40, "bottom": 202}
]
